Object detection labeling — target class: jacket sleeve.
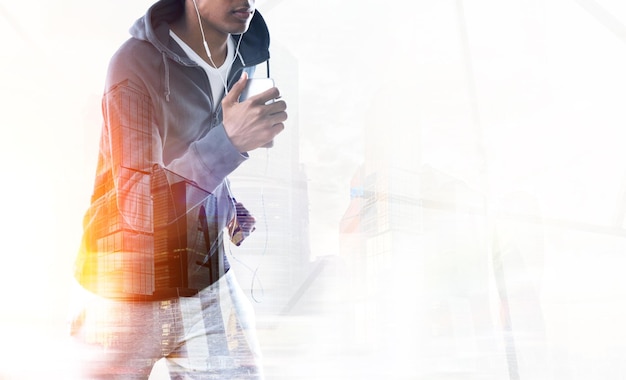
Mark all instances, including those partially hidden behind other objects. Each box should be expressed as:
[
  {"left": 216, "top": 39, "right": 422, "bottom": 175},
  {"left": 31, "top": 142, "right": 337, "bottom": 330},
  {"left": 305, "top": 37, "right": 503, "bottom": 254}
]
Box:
[
  {"left": 99, "top": 79, "right": 155, "bottom": 233},
  {"left": 163, "top": 120, "right": 248, "bottom": 193}
]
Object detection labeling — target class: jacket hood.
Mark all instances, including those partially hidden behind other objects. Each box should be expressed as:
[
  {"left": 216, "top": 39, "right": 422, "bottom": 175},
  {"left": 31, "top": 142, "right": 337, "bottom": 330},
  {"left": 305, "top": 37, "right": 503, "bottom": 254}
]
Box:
[{"left": 129, "top": 0, "right": 270, "bottom": 67}]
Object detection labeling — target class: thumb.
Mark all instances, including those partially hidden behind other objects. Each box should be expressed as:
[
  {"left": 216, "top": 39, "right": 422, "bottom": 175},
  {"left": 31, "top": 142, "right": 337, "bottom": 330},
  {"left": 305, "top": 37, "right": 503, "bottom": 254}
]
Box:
[{"left": 224, "top": 71, "right": 248, "bottom": 104}]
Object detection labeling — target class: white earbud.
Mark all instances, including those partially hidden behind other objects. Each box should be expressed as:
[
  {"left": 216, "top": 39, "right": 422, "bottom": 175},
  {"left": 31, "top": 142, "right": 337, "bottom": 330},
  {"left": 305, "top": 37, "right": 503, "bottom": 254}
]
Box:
[{"left": 203, "top": 41, "right": 211, "bottom": 58}]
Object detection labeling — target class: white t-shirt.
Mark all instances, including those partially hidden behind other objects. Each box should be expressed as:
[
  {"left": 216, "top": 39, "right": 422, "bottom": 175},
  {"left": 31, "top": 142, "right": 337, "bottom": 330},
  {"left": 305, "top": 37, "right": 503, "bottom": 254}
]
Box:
[{"left": 170, "top": 30, "right": 236, "bottom": 111}]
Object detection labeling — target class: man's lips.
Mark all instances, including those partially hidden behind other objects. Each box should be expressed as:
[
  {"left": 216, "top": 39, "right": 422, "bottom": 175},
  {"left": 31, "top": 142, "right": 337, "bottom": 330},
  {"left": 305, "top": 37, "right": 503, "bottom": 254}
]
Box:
[{"left": 232, "top": 8, "right": 253, "bottom": 21}]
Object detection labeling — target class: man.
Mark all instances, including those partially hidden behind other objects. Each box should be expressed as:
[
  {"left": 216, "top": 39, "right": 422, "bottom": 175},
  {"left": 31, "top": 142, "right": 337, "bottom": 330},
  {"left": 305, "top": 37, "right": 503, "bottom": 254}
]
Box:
[{"left": 69, "top": 0, "right": 287, "bottom": 378}]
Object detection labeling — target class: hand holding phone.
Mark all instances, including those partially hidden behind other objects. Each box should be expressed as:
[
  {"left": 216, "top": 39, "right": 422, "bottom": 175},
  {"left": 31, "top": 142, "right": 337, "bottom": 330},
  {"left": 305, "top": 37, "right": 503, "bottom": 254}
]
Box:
[
  {"left": 238, "top": 77, "right": 278, "bottom": 148},
  {"left": 223, "top": 73, "right": 288, "bottom": 152}
]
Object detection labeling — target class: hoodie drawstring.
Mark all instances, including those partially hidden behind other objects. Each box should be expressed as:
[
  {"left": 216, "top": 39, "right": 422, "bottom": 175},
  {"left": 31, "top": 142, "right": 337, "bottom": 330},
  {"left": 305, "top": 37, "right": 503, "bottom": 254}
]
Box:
[{"left": 162, "top": 52, "right": 171, "bottom": 102}]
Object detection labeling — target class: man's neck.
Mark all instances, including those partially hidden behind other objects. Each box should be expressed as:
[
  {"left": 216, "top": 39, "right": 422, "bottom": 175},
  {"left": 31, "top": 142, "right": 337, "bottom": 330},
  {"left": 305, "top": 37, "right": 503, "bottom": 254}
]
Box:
[{"left": 170, "top": 12, "right": 229, "bottom": 67}]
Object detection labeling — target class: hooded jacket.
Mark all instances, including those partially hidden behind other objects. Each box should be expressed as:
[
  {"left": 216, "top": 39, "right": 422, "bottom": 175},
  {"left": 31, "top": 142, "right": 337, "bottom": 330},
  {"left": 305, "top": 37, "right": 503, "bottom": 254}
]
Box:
[{"left": 74, "top": 0, "right": 270, "bottom": 300}]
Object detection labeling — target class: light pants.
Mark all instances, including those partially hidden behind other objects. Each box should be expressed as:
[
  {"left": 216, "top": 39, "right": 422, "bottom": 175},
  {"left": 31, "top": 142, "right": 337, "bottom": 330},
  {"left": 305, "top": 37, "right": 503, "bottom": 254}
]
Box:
[{"left": 68, "top": 271, "right": 263, "bottom": 379}]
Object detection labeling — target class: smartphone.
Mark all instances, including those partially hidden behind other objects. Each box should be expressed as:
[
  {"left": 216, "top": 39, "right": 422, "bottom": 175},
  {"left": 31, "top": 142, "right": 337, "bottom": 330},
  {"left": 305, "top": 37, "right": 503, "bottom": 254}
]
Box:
[
  {"left": 239, "top": 77, "right": 276, "bottom": 148},
  {"left": 239, "top": 77, "right": 275, "bottom": 102}
]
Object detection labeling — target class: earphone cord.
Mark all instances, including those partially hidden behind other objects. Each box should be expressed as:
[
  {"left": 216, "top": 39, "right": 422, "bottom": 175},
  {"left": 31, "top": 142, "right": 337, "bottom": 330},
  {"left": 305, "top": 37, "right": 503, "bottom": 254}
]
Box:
[
  {"left": 223, "top": 149, "right": 271, "bottom": 303},
  {"left": 192, "top": 0, "right": 245, "bottom": 96}
]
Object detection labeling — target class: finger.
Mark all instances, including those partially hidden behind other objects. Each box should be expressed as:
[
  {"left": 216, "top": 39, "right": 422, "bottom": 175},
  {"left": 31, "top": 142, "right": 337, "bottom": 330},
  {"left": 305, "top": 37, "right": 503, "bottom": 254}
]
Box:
[
  {"left": 270, "top": 122, "right": 286, "bottom": 136},
  {"left": 268, "top": 110, "right": 288, "bottom": 125},
  {"left": 266, "top": 99, "right": 287, "bottom": 114},
  {"left": 223, "top": 72, "right": 248, "bottom": 105}
]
